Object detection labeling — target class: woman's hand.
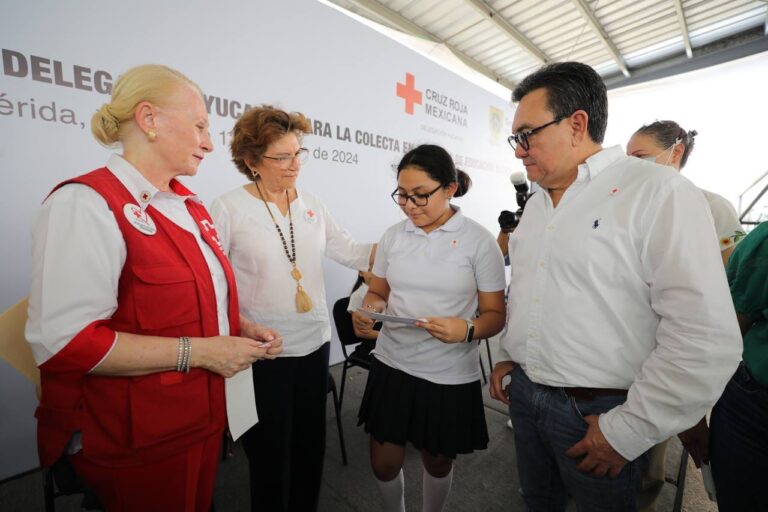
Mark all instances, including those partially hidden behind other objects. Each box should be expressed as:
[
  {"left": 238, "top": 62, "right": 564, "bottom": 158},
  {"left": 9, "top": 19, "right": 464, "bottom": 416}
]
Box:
[
  {"left": 353, "top": 300, "right": 386, "bottom": 332},
  {"left": 192, "top": 336, "right": 274, "bottom": 378},
  {"left": 240, "top": 317, "right": 283, "bottom": 359},
  {"left": 416, "top": 317, "right": 469, "bottom": 344}
]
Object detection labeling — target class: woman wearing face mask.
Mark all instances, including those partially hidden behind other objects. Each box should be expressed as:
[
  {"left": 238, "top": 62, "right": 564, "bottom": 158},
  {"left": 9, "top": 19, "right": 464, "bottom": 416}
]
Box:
[
  {"left": 627, "top": 120, "right": 743, "bottom": 512},
  {"left": 352, "top": 144, "right": 506, "bottom": 512},
  {"left": 627, "top": 121, "right": 743, "bottom": 265}
]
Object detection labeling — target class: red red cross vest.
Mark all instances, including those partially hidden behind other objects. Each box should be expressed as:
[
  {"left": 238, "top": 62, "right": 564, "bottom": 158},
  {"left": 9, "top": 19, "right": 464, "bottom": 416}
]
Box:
[{"left": 35, "top": 168, "right": 240, "bottom": 467}]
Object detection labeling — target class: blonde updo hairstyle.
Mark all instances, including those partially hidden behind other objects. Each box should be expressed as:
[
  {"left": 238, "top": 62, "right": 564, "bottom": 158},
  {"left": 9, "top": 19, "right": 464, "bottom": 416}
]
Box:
[{"left": 91, "top": 64, "right": 202, "bottom": 147}]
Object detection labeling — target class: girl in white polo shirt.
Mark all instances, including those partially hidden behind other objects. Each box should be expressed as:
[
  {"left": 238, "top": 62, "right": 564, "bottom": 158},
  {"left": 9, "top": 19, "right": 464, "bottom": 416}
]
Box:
[{"left": 353, "top": 144, "right": 506, "bottom": 512}]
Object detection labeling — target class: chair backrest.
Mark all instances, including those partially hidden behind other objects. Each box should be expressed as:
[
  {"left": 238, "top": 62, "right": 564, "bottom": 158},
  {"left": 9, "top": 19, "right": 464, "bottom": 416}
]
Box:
[{"left": 332, "top": 297, "right": 366, "bottom": 358}]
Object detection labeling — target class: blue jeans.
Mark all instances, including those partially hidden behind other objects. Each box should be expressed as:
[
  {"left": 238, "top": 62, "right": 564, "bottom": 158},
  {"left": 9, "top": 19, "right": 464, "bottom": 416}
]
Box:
[
  {"left": 709, "top": 363, "right": 768, "bottom": 512},
  {"left": 508, "top": 365, "right": 647, "bottom": 512}
]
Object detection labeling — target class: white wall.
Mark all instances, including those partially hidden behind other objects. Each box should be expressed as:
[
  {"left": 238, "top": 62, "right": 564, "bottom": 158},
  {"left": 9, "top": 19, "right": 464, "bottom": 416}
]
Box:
[{"left": 0, "top": 0, "right": 516, "bottom": 479}]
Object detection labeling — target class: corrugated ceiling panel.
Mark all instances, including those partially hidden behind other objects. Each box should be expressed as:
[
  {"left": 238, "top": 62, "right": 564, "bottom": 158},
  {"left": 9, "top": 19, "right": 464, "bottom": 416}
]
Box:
[
  {"left": 326, "top": 0, "right": 766, "bottom": 88},
  {"left": 411, "top": 1, "right": 470, "bottom": 28}
]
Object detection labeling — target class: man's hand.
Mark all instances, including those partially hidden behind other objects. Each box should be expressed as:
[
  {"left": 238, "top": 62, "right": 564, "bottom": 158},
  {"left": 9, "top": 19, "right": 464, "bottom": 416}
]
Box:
[
  {"left": 677, "top": 416, "right": 709, "bottom": 468},
  {"left": 566, "top": 415, "right": 628, "bottom": 478},
  {"left": 489, "top": 361, "right": 516, "bottom": 405}
]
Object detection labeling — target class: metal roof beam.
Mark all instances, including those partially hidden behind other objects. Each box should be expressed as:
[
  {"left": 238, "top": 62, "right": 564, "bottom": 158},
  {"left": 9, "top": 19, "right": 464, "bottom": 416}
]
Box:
[
  {"left": 672, "top": 0, "right": 693, "bottom": 58},
  {"left": 463, "top": 0, "right": 550, "bottom": 64},
  {"left": 342, "top": 0, "right": 516, "bottom": 89},
  {"left": 603, "top": 27, "right": 768, "bottom": 90},
  {"left": 570, "top": 0, "right": 631, "bottom": 77}
]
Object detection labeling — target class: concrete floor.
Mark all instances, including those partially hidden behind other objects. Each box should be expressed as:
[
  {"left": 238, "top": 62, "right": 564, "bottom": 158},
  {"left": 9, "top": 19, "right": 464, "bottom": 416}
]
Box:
[{"left": 0, "top": 339, "right": 718, "bottom": 511}]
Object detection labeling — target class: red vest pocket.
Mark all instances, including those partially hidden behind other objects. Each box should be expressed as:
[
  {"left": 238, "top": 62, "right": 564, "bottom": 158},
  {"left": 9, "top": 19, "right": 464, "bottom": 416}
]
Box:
[
  {"left": 128, "top": 369, "right": 211, "bottom": 449},
  {"left": 133, "top": 265, "right": 201, "bottom": 330}
]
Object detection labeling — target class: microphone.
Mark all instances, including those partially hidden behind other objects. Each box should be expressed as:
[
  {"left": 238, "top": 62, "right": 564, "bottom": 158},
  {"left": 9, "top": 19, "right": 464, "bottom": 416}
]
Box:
[{"left": 510, "top": 172, "right": 529, "bottom": 209}]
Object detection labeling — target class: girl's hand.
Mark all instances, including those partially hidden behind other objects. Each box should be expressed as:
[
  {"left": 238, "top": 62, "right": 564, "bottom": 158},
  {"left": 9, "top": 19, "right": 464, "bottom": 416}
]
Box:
[{"left": 416, "top": 317, "right": 470, "bottom": 344}]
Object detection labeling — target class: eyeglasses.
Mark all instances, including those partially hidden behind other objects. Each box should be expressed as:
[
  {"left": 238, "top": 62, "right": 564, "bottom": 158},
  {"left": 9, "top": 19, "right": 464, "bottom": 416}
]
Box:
[
  {"left": 262, "top": 148, "right": 309, "bottom": 168},
  {"left": 507, "top": 116, "right": 567, "bottom": 151},
  {"left": 391, "top": 184, "right": 443, "bottom": 207}
]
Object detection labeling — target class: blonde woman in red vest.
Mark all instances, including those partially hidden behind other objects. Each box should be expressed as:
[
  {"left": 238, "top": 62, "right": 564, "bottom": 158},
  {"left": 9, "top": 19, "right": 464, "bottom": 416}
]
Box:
[{"left": 25, "top": 64, "right": 282, "bottom": 512}]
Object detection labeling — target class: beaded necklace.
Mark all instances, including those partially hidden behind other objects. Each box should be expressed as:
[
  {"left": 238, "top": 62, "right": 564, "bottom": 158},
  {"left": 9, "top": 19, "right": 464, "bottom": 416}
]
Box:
[{"left": 253, "top": 181, "right": 313, "bottom": 313}]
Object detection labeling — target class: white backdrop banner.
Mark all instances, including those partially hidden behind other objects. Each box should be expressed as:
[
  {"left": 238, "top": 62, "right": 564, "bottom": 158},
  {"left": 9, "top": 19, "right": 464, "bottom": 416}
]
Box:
[{"left": 0, "top": 0, "right": 517, "bottom": 478}]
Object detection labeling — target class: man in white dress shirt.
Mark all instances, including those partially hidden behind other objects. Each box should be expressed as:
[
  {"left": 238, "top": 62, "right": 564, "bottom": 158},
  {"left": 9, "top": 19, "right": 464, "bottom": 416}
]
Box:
[{"left": 489, "top": 61, "right": 742, "bottom": 511}]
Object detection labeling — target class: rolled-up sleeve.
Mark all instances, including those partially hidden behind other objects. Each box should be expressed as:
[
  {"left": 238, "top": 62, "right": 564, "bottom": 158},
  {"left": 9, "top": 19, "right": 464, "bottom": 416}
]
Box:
[
  {"left": 26, "top": 184, "right": 124, "bottom": 374},
  {"left": 599, "top": 180, "right": 743, "bottom": 460}
]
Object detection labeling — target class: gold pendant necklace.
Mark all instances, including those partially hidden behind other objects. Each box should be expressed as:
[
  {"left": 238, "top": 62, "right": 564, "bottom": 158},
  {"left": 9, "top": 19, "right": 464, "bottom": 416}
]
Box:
[{"left": 254, "top": 182, "right": 313, "bottom": 313}]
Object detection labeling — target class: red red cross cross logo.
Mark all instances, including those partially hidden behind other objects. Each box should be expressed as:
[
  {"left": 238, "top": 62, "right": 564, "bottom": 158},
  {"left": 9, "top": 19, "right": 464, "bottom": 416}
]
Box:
[{"left": 396, "top": 73, "right": 422, "bottom": 115}]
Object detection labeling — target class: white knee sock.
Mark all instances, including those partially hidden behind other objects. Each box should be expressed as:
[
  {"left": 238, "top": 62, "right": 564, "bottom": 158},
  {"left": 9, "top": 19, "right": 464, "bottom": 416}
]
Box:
[
  {"left": 375, "top": 469, "right": 405, "bottom": 512},
  {"left": 422, "top": 467, "right": 453, "bottom": 512}
]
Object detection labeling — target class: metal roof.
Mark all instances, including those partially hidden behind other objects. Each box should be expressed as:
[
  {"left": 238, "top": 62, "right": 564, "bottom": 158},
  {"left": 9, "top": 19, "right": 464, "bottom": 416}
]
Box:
[{"left": 326, "top": 0, "right": 768, "bottom": 90}]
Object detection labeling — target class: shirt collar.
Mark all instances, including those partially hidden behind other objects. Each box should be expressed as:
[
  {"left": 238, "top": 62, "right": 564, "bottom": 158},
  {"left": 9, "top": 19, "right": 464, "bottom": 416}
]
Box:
[
  {"left": 106, "top": 154, "right": 201, "bottom": 210},
  {"left": 404, "top": 205, "right": 465, "bottom": 234},
  {"left": 576, "top": 145, "right": 625, "bottom": 182}
]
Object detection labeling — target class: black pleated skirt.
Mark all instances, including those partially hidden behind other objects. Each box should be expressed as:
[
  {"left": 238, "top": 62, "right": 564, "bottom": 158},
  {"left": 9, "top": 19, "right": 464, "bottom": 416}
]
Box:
[{"left": 357, "top": 357, "right": 489, "bottom": 459}]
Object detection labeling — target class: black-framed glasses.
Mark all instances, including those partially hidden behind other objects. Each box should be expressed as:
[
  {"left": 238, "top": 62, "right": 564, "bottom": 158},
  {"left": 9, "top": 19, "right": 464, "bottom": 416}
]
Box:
[
  {"left": 391, "top": 184, "right": 443, "bottom": 207},
  {"left": 262, "top": 148, "right": 309, "bottom": 168},
  {"left": 507, "top": 116, "right": 566, "bottom": 151}
]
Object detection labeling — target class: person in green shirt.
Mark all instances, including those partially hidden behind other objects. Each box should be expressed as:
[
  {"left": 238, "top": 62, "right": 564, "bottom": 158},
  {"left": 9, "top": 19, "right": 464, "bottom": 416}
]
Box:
[{"left": 709, "top": 221, "right": 768, "bottom": 511}]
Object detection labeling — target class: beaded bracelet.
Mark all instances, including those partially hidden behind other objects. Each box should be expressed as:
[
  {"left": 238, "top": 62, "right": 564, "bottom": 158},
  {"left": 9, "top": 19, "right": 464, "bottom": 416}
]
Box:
[
  {"left": 177, "top": 336, "right": 191, "bottom": 373},
  {"left": 176, "top": 337, "right": 185, "bottom": 372}
]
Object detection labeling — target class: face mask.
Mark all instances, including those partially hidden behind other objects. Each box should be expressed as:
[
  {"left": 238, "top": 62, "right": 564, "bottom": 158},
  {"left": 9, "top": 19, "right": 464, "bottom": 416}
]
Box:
[{"left": 643, "top": 137, "right": 682, "bottom": 167}]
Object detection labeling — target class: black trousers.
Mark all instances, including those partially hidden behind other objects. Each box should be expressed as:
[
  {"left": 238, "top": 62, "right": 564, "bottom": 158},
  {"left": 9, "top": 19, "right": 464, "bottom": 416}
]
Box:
[{"left": 241, "top": 342, "right": 330, "bottom": 512}]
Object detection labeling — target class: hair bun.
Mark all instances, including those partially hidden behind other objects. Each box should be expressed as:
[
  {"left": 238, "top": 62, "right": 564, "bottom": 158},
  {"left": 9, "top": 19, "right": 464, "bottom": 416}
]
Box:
[
  {"left": 454, "top": 169, "right": 472, "bottom": 198},
  {"left": 91, "top": 103, "right": 121, "bottom": 146},
  {"left": 688, "top": 129, "right": 698, "bottom": 139}
]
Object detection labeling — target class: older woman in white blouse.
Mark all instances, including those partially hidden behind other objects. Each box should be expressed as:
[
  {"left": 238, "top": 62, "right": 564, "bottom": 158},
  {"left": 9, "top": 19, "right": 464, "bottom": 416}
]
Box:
[{"left": 211, "top": 105, "right": 374, "bottom": 512}]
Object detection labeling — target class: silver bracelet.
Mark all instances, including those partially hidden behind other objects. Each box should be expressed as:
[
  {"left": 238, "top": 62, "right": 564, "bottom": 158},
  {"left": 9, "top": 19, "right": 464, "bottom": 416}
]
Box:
[
  {"left": 184, "top": 337, "right": 191, "bottom": 373},
  {"left": 178, "top": 336, "right": 191, "bottom": 373},
  {"left": 176, "top": 337, "right": 185, "bottom": 372}
]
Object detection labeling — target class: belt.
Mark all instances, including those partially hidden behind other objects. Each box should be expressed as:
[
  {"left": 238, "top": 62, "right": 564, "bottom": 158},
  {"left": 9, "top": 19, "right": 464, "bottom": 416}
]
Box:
[{"left": 560, "top": 387, "right": 628, "bottom": 401}]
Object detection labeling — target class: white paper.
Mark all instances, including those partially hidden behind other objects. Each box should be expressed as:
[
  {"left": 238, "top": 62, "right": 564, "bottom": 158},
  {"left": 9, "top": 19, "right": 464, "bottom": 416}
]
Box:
[
  {"left": 225, "top": 365, "right": 258, "bottom": 441},
  {"left": 700, "top": 462, "right": 717, "bottom": 502},
  {"left": 357, "top": 308, "right": 426, "bottom": 326}
]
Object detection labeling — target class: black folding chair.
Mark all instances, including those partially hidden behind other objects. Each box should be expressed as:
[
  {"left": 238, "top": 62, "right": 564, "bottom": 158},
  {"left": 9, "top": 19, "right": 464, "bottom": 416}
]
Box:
[
  {"left": 327, "top": 373, "right": 348, "bottom": 465},
  {"left": 332, "top": 297, "right": 376, "bottom": 409},
  {"left": 478, "top": 338, "right": 494, "bottom": 384}
]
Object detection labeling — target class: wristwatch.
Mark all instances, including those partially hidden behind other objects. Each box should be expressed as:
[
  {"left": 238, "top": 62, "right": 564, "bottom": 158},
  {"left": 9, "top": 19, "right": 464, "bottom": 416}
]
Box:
[{"left": 464, "top": 319, "right": 475, "bottom": 343}]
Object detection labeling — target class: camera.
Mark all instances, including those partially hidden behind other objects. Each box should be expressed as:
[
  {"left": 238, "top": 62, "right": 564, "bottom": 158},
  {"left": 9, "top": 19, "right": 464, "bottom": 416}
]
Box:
[
  {"left": 498, "top": 209, "right": 522, "bottom": 232},
  {"left": 498, "top": 172, "right": 530, "bottom": 233}
]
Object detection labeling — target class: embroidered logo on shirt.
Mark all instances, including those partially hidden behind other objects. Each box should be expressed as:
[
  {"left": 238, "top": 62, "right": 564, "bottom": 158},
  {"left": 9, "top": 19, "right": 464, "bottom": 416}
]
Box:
[
  {"left": 123, "top": 203, "right": 157, "bottom": 235},
  {"left": 592, "top": 219, "right": 601, "bottom": 229},
  {"left": 609, "top": 187, "right": 620, "bottom": 196},
  {"left": 450, "top": 239, "right": 459, "bottom": 247},
  {"left": 304, "top": 208, "right": 317, "bottom": 224}
]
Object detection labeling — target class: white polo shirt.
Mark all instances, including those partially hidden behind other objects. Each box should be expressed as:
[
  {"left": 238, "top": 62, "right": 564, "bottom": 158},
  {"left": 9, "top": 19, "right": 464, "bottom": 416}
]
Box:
[{"left": 371, "top": 207, "right": 506, "bottom": 385}]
